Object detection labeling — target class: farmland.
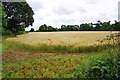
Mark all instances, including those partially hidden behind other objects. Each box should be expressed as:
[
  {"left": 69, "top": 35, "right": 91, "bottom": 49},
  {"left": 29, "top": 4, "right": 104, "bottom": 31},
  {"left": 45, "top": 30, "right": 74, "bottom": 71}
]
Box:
[
  {"left": 1, "top": 1, "right": 120, "bottom": 79},
  {"left": 6, "top": 31, "right": 117, "bottom": 46},
  {"left": 2, "top": 31, "right": 120, "bottom": 78}
]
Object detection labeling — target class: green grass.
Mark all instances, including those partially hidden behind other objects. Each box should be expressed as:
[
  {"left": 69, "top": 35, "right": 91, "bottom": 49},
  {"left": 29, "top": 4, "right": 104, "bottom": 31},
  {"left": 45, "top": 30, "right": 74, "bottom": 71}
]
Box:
[
  {"left": 2, "top": 40, "right": 12, "bottom": 53},
  {"left": 0, "top": 43, "right": 2, "bottom": 55},
  {"left": 2, "top": 39, "right": 114, "bottom": 54},
  {"left": 2, "top": 46, "right": 119, "bottom": 78}
]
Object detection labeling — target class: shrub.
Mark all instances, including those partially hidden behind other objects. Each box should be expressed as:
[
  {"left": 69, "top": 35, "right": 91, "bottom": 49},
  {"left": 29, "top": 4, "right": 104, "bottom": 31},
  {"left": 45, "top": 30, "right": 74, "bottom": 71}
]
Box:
[
  {"left": 74, "top": 33, "right": 120, "bottom": 79},
  {"left": 2, "top": 30, "right": 14, "bottom": 36},
  {"left": 17, "top": 31, "right": 28, "bottom": 35}
]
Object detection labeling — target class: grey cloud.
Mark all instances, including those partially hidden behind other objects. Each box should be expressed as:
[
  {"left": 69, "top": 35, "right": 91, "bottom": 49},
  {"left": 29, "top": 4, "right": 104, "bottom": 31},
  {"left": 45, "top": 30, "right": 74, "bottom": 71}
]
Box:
[
  {"left": 87, "top": 1, "right": 97, "bottom": 4},
  {"left": 53, "top": 18, "right": 76, "bottom": 24},
  {"left": 118, "top": 1, "right": 120, "bottom": 21},
  {"left": 53, "top": 7, "right": 73, "bottom": 15},
  {"left": 100, "top": 13, "right": 107, "bottom": 16},
  {"left": 86, "top": 0, "right": 103, "bottom": 4},
  {"left": 79, "top": 9, "right": 86, "bottom": 13},
  {"left": 26, "top": 0, "right": 118, "bottom": 29}
]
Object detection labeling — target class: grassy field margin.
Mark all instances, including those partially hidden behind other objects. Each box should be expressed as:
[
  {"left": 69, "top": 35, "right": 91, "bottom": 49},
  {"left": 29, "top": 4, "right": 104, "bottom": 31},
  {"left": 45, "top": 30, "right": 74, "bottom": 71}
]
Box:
[
  {"left": 2, "top": 45, "right": 119, "bottom": 78},
  {"left": 2, "top": 39, "right": 115, "bottom": 54}
]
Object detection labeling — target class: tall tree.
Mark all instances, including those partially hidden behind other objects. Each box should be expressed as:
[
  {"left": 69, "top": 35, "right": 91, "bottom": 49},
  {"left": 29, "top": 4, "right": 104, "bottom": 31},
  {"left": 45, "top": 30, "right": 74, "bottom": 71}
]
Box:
[
  {"left": 94, "top": 20, "right": 102, "bottom": 31},
  {"left": 2, "top": 2, "right": 34, "bottom": 33},
  {"left": 39, "top": 24, "right": 47, "bottom": 32},
  {"left": 61, "top": 25, "right": 66, "bottom": 31},
  {"left": 113, "top": 20, "right": 120, "bottom": 31},
  {"left": 30, "top": 28, "right": 34, "bottom": 32},
  {"left": 80, "top": 23, "right": 93, "bottom": 31}
]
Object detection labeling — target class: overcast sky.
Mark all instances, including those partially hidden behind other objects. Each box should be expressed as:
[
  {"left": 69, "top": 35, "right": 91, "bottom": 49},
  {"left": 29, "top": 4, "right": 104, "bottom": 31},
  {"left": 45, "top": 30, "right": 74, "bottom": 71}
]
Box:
[{"left": 25, "top": 0, "right": 119, "bottom": 31}]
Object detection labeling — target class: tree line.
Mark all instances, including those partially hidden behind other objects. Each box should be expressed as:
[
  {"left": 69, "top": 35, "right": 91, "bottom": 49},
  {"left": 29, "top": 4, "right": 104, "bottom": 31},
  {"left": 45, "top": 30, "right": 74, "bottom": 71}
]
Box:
[
  {"left": 60, "top": 21, "right": 120, "bottom": 31},
  {"left": 30, "top": 20, "right": 120, "bottom": 32},
  {"left": 1, "top": 2, "right": 120, "bottom": 36}
]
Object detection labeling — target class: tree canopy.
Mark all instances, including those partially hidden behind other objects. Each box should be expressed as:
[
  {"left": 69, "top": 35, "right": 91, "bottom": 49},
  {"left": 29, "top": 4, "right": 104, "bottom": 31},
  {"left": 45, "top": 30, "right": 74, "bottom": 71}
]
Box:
[
  {"left": 36, "top": 20, "right": 120, "bottom": 32},
  {"left": 0, "top": 2, "right": 7, "bottom": 34},
  {"left": 39, "top": 24, "right": 58, "bottom": 32},
  {"left": 30, "top": 28, "right": 34, "bottom": 32},
  {"left": 59, "top": 21, "right": 120, "bottom": 31},
  {"left": 2, "top": 2, "right": 34, "bottom": 33}
]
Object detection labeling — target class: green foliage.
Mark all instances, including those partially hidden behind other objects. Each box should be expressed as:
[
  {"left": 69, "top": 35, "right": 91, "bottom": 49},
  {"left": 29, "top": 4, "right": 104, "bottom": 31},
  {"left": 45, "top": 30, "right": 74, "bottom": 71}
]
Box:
[
  {"left": 100, "top": 21, "right": 111, "bottom": 31},
  {"left": 2, "top": 57, "right": 82, "bottom": 78},
  {"left": 0, "top": 3, "right": 7, "bottom": 28},
  {"left": 74, "top": 34, "right": 120, "bottom": 79},
  {"left": 60, "top": 25, "right": 79, "bottom": 31},
  {"left": 39, "top": 24, "right": 47, "bottom": 32},
  {"left": 2, "top": 37, "right": 17, "bottom": 53},
  {"left": 39, "top": 24, "right": 58, "bottom": 32},
  {"left": 29, "top": 28, "right": 34, "bottom": 32},
  {"left": 2, "top": 2, "right": 34, "bottom": 33},
  {"left": 2, "top": 45, "right": 119, "bottom": 78},
  {"left": 2, "top": 40, "right": 9, "bottom": 53},
  {"left": 0, "top": 2, "right": 7, "bottom": 35},
  {"left": 80, "top": 23, "right": 94, "bottom": 31},
  {"left": 17, "top": 31, "right": 28, "bottom": 35},
  {"left": 2, "top": 30, "right": 27, "bottom": 37},
  {"left": 113, "top": 20, "right": 120, "bottom": 31},
  {"left": 59, "top": 20, "right": 120, "bottom": 31},
  {"left": 74, "top": 46, "right": 120, "bottom": 79},
  {"left": 2, "top": 30, "right": 14, "bottom": 36}
]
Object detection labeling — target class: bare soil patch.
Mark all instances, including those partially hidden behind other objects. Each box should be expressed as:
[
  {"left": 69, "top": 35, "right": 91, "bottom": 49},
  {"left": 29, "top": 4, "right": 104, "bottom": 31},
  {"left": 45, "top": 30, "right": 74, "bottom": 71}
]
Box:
[{"left": 2, "top": 48, "right": 87, "bottom": 63}]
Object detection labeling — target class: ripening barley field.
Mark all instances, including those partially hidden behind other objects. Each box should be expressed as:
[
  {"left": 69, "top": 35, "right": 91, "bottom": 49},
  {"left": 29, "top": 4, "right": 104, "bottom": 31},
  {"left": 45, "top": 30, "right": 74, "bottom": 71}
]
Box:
[{"left": 6, "top": 31, "right": 118, "bottom": 46}]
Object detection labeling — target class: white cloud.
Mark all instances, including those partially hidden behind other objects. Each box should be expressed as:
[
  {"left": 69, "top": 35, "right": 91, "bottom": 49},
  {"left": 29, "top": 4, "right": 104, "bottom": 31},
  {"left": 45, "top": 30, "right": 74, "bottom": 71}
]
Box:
[{"left": 26, "top": 0, "right": 119, "bottom": 30}]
